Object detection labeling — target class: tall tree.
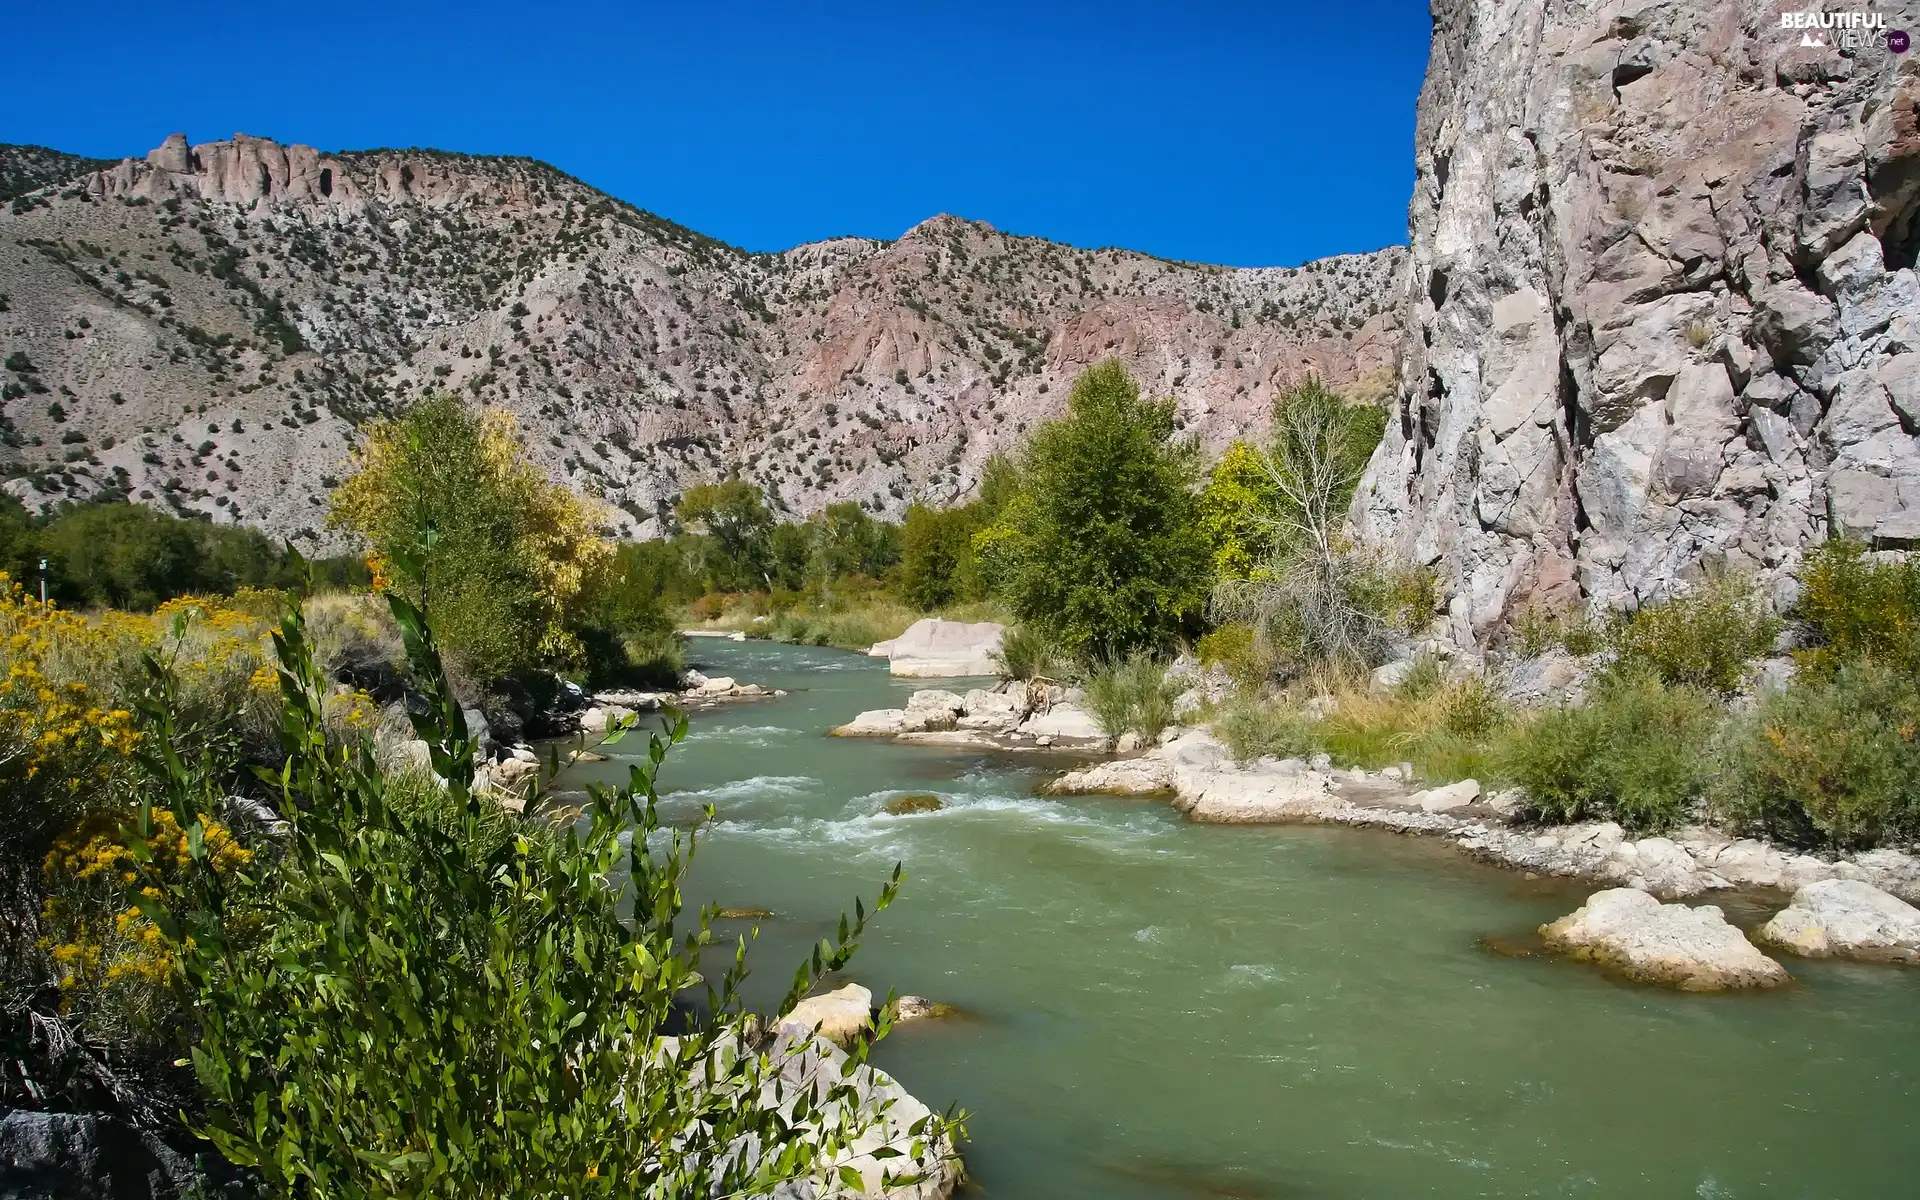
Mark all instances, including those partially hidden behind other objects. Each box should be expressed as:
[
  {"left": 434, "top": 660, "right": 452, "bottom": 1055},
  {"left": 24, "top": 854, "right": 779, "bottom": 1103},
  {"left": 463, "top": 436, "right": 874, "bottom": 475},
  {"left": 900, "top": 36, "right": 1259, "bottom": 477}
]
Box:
[
  {"left": 675, "top": 478, "right": 773, "bottom": 592},
  {"left": 978, "top": 360, "right": 1210, "bottom": 658},
  {"left": 328, "top": 395, "right": 610, "bottom": 677}
]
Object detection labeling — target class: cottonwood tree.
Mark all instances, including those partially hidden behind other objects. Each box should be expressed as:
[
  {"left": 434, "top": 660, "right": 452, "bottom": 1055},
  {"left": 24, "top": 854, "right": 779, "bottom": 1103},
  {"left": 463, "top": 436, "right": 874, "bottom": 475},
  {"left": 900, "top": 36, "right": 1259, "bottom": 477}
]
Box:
[{"left": 1209, "top": 378, "right": 1399, "bottom": 676}]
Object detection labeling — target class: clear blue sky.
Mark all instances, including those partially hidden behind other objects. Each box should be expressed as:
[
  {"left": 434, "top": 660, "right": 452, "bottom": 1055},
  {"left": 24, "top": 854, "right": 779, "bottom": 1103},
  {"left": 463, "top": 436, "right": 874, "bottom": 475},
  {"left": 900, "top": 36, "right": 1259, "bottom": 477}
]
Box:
[{"left": 6, "top": 0, "right": 1431, "bottom": 267}]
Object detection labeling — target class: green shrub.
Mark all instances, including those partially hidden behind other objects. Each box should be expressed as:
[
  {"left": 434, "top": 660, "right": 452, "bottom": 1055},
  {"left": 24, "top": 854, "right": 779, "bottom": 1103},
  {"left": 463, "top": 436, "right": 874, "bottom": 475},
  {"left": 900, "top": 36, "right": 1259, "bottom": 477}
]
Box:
[
  {"left": 1510, "top": 602, "right": 1603, "bottom": 657},
  {"left": 129, "top": 583, "right": 956, "bottom": 1195},
  {"left": 1083, "top": 653, "right": 1180, "bottom": 741},
  {"left": 1394, "top": 652, "right": 1446, "bottom": 702},
  {"left": 1607, "top": 577, "right": 1779, "bottom": 693},
  {"left": 1213, "top": 695, "right": 1316, "bottom": 762},
  {"left": 1195, "top": 623, "right": 1266, "bottom": 689},
  {"left": 993, "top": 623, "right": 1061, "bottom": 682},
  {"left": 1795, "top": 538, "right": 1920, "bottom": 675},
  {"left": 1712, "top": 659, "right": 1920, "bottom": 850},
  {"left": 1440, "top": 675, "right": 1507, "bottom": 739},
  {"left": 1498, "top": 668, "right": 1720, "bottom": 832}
]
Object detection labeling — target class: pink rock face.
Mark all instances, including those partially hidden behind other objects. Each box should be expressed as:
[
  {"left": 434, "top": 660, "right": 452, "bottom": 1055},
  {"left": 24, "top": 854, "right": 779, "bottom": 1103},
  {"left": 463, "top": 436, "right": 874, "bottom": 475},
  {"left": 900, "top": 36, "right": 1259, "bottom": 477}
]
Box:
[{"left": 1355, "top": 0, "right": 1920, "bottom": 641}]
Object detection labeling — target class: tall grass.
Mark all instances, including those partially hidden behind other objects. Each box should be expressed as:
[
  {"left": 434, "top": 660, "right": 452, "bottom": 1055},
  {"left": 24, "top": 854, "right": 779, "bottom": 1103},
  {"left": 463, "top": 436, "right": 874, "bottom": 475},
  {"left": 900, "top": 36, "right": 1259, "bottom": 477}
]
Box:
[{"left": 1083, "top": 654, "right": 1181, "bottom": 741}]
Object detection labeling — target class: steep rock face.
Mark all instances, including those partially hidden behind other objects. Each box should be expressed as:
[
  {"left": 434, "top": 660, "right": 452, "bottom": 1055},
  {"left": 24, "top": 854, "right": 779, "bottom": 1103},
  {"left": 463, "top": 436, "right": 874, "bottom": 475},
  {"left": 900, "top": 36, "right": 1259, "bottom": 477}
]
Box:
[
  {"left": 0, "top": 135, "right": 1402, "bottom": 544},
  {"left": 1356, "top": 0, "right": 1920, "bottom": 642}
]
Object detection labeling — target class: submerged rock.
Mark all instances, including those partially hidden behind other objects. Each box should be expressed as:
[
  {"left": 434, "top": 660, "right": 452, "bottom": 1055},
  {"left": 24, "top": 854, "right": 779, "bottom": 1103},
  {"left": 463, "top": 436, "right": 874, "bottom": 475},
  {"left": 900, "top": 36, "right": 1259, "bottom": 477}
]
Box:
[
  {"left": 716, "top": 907, "right": 776, "bottom": 920},
  {"left": 1757, "top": 880, "right": 1920, "bottom": 964},
  {"left": 1539, "top": 889, "right": 1790, "bottom": 991},
  {"left": 884, "top": 793, "right": 944, "bottom": 815},
  {"left": 778, "top": 983, "right": 874, "bottom": 1049}
]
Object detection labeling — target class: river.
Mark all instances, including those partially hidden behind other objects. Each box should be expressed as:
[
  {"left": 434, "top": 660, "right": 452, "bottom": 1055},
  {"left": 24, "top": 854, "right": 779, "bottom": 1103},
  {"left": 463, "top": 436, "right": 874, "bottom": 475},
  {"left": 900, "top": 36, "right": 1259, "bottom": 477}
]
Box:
[{"left": 556, "top": 638, "right": 1920, "bottom": 1198}]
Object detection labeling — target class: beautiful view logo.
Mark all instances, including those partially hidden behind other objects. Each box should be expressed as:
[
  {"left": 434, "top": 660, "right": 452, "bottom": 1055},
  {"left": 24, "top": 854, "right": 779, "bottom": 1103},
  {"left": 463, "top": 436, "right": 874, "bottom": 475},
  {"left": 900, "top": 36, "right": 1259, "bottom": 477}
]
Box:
[{"left": 1779, "top": 9, "right": 1910, "bottom": 52}]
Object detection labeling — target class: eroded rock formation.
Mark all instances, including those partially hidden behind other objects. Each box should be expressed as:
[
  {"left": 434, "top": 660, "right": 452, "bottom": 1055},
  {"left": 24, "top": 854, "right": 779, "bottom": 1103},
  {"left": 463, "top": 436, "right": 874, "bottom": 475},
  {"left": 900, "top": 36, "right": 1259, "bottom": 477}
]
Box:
[{"left": 1357, "top": 0, "right": 1920, "bottom": 642}]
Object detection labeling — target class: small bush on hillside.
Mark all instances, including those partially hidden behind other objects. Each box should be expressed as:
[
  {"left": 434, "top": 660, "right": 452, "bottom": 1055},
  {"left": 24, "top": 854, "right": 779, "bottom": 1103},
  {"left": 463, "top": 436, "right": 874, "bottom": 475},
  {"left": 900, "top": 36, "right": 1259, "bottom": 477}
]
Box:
[
  {"left": 1083, "top": 654, "right": 1181, "bottom": 741},
  {"left": 1607, "top": 576, "right": 1779, "bottom": 694},
  {"left": 1394, "top": 652, "right": 1446, "bottom": 702},
  {"left": 1498, "top": 668, "right": 1720, "bottom": 832},
  {"left": 1795, "top": 538, "right": 1920, "bottom": 675},
  {"left": 1214, "top": 695, "right": 1316, "bottom": 762},
  {"left": 1440, "top": 675, "right": 1507, "bottom": 740},
  {"left": 1195, "top": 623, "right": 1267, "bottom": 689},
  {"left": 993, "top": 624, "right": 1061, "bottom": 682},
  {"left": 1509, "top": 602, "right": 1603, "bottom": 657},
  {"left": 1713, "top": 659, "right": 1920, "bottom": 850}
]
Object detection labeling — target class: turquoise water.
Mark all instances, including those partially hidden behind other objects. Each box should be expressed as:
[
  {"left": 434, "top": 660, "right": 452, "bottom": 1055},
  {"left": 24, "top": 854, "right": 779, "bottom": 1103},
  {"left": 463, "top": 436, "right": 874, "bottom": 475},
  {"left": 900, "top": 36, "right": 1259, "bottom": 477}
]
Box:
[{"left": 559, "top": 640, "right": 1920, "bottom": 1199}]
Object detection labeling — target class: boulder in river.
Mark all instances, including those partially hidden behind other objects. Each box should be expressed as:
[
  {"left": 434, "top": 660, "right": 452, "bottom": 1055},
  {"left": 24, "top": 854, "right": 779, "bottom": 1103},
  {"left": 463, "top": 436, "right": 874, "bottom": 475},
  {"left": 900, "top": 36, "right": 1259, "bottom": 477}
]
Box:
[
  {"left": 883, "top": 793, "right": 944, "bottom": 815},
  {"left": 778, "top": 983, "right": 874, "bottom": 1049},
  {"left": 871, "top": 618, "right": 1005, "bottom": 677},
  {"left": 1020, "top": 703, "right": 1104, "bottom": 742},
  {"left": 1539, "top": 888, "right": 1790, "bottom": 991},
  {"left": 893, "top": 995, "right": 960, "bottom": 1023},
  {"left": 1757, "top": 880, "right": 1920, "bottom": 964}
]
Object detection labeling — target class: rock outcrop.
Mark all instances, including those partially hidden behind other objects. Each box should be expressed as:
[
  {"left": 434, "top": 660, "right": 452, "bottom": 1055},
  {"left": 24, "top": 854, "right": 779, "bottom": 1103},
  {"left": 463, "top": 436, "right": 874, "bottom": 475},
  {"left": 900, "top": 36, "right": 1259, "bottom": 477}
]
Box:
[
  {"left": 830, "top": 686, "right": 1106, "bottom": 748},
  {"left": 1540, "top": 888, "right": 1791, "bottom": 991},
  {"left": 868, "top": 620, "right": 1005, "bottom": 678},
  {"left": 1757, "top": 878, "right": 1920, "bottom": 963},
  {"left": 1356, "top": 0, "right": 1920, "bottom": 642},
  {"left": 0, "top": 1110, "right": 201, "bottom": 1200}
]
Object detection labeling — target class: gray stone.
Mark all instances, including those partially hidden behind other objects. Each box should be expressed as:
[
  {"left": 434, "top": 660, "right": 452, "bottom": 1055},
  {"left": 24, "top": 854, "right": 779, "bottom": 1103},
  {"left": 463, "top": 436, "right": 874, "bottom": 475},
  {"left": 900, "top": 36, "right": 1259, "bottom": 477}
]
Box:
[
  {"left": 1540, "top": 889, "right": 1790, "bottom": 991},
  {"left": 1757, "top": 879, "right": 1920, "bottom": 964}
]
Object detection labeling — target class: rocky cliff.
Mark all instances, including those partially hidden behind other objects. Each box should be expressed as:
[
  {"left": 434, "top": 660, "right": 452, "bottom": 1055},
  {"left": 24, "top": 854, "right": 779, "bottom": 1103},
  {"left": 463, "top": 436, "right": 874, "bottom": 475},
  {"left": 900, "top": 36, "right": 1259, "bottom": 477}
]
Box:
[
  {"left": 0, "top": 134, "right": 1401, "bottom": 544},
  {"left": 1356, "top": 0, "right": 1920, "bottom": 644}
]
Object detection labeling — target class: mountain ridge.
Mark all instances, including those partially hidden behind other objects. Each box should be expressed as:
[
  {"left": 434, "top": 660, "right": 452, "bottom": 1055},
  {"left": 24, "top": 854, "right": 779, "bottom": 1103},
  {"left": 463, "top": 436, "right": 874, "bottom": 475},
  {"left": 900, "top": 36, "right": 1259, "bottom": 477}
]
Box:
[{"left": 0, "top": 132, "right": 1403, "bottom": 547}]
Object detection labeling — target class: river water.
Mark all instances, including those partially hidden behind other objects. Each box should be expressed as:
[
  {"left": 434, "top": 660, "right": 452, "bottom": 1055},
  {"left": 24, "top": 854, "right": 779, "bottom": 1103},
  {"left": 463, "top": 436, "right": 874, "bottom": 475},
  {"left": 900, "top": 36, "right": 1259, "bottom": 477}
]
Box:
[{"left": 558, "top": 639, "right": 1920, "bottom": 1199}]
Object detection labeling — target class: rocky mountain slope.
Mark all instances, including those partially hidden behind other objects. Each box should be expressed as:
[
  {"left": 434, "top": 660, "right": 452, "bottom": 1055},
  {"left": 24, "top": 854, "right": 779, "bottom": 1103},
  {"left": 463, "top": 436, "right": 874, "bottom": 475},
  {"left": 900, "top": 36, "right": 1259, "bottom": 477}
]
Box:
[
  {"left": 0, "top": 133, "right": 1401, "bottom": 545},
  {"left": 0, "top": 145, "right": 114, "bottom": 204},
  {"left": 1355, "top": 0, "right": 1920, "bottom": 643}
]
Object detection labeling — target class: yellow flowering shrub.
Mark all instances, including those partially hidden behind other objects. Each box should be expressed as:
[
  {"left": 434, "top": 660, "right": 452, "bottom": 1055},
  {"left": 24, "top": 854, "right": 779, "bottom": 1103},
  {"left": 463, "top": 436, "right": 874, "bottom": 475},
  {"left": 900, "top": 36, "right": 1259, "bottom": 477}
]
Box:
[{"left": 40, "top": 808, "right": 251, "bottom": 1029}]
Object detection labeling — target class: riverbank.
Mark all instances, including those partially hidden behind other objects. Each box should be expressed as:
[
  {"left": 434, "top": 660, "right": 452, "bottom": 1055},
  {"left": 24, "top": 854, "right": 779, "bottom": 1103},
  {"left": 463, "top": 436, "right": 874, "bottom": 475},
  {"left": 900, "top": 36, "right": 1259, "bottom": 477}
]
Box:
[
  {"left": 831, "top": 683, "right": 1920, "bottom": 910},
  {"left": 549, "top": 637, "right": 1920, "bottom": 1196}
]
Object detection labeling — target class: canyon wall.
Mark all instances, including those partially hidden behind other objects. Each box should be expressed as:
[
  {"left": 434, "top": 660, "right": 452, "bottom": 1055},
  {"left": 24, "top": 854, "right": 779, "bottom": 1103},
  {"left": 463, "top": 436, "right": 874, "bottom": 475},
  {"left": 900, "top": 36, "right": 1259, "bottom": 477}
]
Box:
[{"left": 1357, "top": 0, "right": 1920, "bottom": 643}]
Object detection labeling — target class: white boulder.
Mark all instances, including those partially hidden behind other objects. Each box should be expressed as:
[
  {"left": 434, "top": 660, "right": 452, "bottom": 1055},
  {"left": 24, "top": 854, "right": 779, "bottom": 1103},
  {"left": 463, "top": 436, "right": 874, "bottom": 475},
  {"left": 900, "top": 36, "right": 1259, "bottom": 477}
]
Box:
[
  {"left": 778, "top": 983, "right": 873, "bottom": 1049},
  {"left": 877, "top": 619, "right": 1006, "bottom": 677},
  {"left": 1411, "top": 778, "right": 1481, "bottom": 812},
  {"left": 1757, "top": 879, "right": 1920, "bottom": 964},
  {"left": 1019, "top": 703, "right": 1104, "bottom": 741},
  {"left": 1540, "top": 888, "right": 1790, "bottom": 991}
]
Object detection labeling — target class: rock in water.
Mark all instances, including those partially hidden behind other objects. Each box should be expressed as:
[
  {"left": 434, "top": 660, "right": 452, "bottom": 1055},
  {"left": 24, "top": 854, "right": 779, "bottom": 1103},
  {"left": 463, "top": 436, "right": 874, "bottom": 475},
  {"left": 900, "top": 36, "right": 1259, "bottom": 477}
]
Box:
[
  {"left": 778, "top": 983, "right": 874, "bottom": 1049},
  {"left": 894, "top": 995, "right": 959, "bottom": 1023},
  {"left": 883, "top": 793, "right": 944, "bottom": 815},
  {"left": 716, "top": 907, "right": 775, "bottom": 920},
  {"left": 880, "top": 619, "right": 1005, "bottom": 677},
  {"left": 1539, "top": 889, "right": 1789, "bottom": 991},
  {"left": 1757, "top": 880, "right": 1920, "bottom": 964}
]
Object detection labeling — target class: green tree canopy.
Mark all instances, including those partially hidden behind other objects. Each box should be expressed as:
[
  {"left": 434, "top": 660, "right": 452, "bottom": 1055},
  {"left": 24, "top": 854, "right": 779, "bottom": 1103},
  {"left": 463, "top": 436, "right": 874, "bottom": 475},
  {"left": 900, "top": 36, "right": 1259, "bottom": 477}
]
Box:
[
  {"left": 675, "top": 478, "right": 774, "bottom": 592},
  {"left": 978, "top": 360, "right": 1210, "bottom": 658}
]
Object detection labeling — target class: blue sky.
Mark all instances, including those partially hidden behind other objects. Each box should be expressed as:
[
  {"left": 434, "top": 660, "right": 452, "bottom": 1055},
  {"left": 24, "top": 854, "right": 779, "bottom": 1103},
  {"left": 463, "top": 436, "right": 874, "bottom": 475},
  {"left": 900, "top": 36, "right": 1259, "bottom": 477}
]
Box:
[{"left": 6, "top": 1, "right": 1431, "bottom": 267}]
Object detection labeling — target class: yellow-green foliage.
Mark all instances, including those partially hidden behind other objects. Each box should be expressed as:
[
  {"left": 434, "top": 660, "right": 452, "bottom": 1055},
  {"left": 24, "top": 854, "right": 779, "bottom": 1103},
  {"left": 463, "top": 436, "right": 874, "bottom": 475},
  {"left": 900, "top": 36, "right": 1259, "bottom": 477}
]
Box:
[
  {"left": 1195, "top": 622, "right": 1267, "bottom": 689},
  {"left": 1714, "top": 659, "right": 1920, "bottom": 850},
  {"left": 328, "top": 395, "right": 613, "bottom": 677},
  {"left": 1795, "top": 538, "right": 1920, "bottom": 675},
  {"left": 1608, "top": 576, "right": 1780, "bottom": 693},
  {"left": 1197, "top": 441, "right": 1282, "bottom": 581},
  {"left": 1209, "top": 675, "right": 1509, "bottom": 784}
]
